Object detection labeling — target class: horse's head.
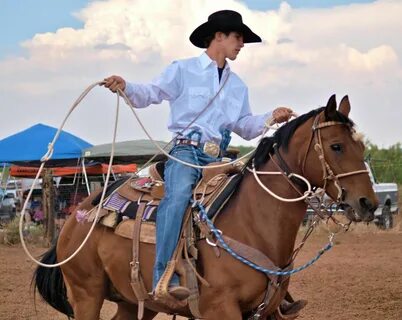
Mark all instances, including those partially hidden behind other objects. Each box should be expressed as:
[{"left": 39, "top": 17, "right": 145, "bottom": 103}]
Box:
[
  {"left": 301, "top": 95, "right": 378, "bottom": 222},
  {"left": 252, "top": 95, "right": 378, "bottom": 222}
]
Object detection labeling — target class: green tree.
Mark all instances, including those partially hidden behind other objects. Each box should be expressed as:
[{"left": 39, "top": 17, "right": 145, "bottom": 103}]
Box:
[{"left": 365, "top": 141, "right": 402, "bottom": 184}]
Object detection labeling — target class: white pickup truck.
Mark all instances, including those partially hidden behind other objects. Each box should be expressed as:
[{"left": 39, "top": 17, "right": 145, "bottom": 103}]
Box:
[
  {"left": 367, "top": 163, "right": 399, "bottom": 229},
  {"left": 305, "top": 162, "right": 399, "bottom": 229}
]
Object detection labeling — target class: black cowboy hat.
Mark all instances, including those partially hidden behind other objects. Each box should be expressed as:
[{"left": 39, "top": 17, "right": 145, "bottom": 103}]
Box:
[{"left": 189, "top": 10, "right": 262, "bottom": 48}]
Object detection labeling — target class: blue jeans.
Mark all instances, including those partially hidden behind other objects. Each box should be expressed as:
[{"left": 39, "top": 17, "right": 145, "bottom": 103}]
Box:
[{"left": 152, "top": 145, "right": 217, "bottom": 289}]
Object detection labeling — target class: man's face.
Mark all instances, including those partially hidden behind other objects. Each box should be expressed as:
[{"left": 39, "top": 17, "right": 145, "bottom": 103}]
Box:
[{"left": 219, "top": 32, "right": 244, "bottom": 60}]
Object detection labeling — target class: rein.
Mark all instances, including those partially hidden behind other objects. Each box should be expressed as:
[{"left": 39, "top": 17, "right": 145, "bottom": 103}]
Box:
[{"left": 195, "top": 201, "right": 334, "bottom": 277}]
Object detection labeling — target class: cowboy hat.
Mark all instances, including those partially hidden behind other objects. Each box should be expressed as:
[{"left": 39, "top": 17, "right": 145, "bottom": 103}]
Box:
[{"left": 189, "top": 10, "right": 262, "bottom": 48}]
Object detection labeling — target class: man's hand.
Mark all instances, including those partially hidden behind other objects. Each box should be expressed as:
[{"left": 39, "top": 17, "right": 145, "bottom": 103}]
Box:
[
  {"left": 102, "top": 75, "right": 126, "bottom": 92},
  {"left": 272, "top": 107, "right": 295, "bottom": 124}
]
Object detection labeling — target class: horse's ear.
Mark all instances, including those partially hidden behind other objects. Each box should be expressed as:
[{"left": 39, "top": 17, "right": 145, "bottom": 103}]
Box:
[
  {"left": 325, "top": 94, "right": 337, "bottom": 120},
  {"left": 338, "top": 95, "right": 351, "bottom": 117}
]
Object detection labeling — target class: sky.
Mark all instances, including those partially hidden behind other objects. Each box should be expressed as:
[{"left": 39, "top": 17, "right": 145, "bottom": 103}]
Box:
[{"left": 0, "top": 0, "right": 401, "bottom": 149}]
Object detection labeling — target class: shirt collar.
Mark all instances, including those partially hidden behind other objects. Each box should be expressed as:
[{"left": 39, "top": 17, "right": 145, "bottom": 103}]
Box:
[{"left": 198, "top": 52, "right": 230, "bottom": 71}]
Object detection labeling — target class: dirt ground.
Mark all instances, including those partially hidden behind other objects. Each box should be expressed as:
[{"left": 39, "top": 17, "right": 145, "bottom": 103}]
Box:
[{"left": 1, "top": 218, "right": 402, "bottom": 320}]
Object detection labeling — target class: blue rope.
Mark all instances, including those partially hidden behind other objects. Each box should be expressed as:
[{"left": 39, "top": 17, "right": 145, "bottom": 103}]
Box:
[{"left": 194, "top": 201, "right": 333, "bottom": 276}]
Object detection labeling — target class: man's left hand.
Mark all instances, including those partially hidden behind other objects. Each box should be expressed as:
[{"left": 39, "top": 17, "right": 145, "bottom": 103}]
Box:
[{"left": 272, "top": 107, "right": 295, "bottom": 124}]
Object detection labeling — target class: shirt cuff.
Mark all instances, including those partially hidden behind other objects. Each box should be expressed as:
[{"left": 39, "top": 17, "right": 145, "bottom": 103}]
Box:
[
  {"left": 124, "top": 82, "right": 134, "bottom": 98},
  {"left": 261, "top": 111, "right": 273, "bottom": 129}
]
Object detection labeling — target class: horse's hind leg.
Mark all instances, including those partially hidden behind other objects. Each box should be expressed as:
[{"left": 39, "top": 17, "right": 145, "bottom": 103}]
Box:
[
  {"left": 112, "top": 302, "right": 157, "bottom": 320},
  {"left": 63, "top": 272, "right": 106, "bottom": 320}
]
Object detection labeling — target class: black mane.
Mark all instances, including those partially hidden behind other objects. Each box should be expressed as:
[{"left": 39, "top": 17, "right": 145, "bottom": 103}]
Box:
[{"left": 250, "top": 107, "right": 354, "bottom": 169}]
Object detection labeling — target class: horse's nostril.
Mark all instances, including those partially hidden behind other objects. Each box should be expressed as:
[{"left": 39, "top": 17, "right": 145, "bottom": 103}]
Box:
[{"left": 359, "top": 197, "right": 374, "bottom": 212}]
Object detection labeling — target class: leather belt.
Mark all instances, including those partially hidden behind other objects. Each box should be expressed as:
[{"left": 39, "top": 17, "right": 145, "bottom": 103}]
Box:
[{"left": 175, "top": 139, "right": 221, "bottom": 158}]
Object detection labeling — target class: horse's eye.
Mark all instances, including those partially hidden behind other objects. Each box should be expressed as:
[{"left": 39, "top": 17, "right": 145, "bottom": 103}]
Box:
[{"left": 331, "top": 144, "right": 342, "bottom": 153}]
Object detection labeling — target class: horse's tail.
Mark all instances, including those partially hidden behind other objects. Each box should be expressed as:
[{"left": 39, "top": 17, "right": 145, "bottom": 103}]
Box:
[{"left": 33, "top": 243, "right": 74, "bottom": 318}]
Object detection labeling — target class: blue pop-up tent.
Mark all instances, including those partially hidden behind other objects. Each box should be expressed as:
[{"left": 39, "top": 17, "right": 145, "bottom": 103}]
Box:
[{"left": 0, "top": 123, "right": 92, "bottom": 166}]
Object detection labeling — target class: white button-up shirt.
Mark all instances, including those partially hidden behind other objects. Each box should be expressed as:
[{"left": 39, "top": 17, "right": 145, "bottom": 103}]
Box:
[{"left": 124, "top": 52, "right": 271, "bottom": 144}]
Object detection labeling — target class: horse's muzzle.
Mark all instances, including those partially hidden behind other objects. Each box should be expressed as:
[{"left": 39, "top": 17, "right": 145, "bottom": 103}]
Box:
[
  {"left": 341, "top": 197, "right": 377, "bottom": 222},
  {"left": 357, "top": 197, "right": 377, "bottom": 222}
]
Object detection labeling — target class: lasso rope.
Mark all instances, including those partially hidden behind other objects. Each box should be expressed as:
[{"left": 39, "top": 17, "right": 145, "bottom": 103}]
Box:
[
  {"left": 19, "top": 82, "right": 119, "bottom": 267},
  {"left": 18, "top": 81, "right": 310, "bottom": 268},
  {"left": 117, "top": 87, "right": 316, "bottom": 203},
  {"left": 247, "top": 164, "right": 312, "bottom": 202},
  {"left": 117, "top": 87, "right": 268, "bottom": 171}
]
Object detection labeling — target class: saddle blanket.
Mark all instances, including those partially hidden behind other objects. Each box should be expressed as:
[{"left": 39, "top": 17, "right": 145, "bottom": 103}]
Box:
[{"left": 85, "top": 170, "right": 242, "bottom": 245}]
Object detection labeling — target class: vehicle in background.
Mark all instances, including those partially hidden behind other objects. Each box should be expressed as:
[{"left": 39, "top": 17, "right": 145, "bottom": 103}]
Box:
[
  {"left": 0, "top": 191, "right": 17, "bottom": 222},
  {"left": 367, "top": 162, "right": 399, "bottom": 229}
]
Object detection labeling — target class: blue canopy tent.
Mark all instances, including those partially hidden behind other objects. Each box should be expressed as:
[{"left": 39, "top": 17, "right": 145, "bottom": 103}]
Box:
[{"left": 0, "top": 123, "right": 92, "bottom": 167}]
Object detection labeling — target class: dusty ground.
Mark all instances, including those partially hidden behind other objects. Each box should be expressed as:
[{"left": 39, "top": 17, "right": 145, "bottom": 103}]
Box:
[{"left": 1, "top": 218, "right": 401, "bottom": 320}]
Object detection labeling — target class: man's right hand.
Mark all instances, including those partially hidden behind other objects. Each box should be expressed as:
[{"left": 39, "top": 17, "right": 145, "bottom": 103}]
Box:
[{"left": 103, "top": 75, "right": 126, "bottom": 92}]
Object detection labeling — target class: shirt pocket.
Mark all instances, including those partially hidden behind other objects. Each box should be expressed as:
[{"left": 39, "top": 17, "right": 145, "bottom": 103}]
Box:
[{"left": 188, "top": 87, "right": 210, "bottom": 111}]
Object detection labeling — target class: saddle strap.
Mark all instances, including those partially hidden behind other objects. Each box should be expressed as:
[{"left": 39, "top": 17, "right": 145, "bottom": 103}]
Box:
[
  {"left": 182, "top": 258, "right": 203, "bottom": 319},
  {"left": 130, "top": 203, "right": 149, "bottom": 319}
]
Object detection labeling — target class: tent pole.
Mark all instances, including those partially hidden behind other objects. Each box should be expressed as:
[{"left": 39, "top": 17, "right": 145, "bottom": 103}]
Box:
[
  {"left": 0, "top": 163, "right": 5, "bottom": 201},
  {"left": 111, "top": 167, "right": 116, "bottom": 181},
  {"left": 0, "top": 164, "right": 10, "bottom": 203},
  {"left": 81, "top": 159, "right": 91, "bottom": 195},
  {"left": 42, "top": 169, "right": 55, "bottom": 246},
  {"left": 0, "top": 163, "right": 5, "bottom": 182}
]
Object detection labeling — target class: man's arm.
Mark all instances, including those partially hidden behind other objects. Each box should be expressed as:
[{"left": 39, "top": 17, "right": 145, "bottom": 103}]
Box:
[
  {"left": 232, "top": 88, "right": 294, "bottom": 140},
  {"left": 102, "top": 61, "right": 182, "bottom": 108}
]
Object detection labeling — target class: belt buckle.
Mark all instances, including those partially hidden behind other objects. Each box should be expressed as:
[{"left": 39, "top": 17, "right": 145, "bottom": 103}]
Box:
[{"left": 203, "top": 141, "right": 220, "bottom": 158}]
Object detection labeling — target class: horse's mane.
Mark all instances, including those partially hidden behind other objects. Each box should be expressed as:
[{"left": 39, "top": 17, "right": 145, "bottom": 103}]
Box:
[{"left": 250, "top": 107, "right": 354, "bottom": 169}]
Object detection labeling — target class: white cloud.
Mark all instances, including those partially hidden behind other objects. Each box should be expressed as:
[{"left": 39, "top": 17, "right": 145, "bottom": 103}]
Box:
[
  {"left": 343, "top": 45, "right": 398, "bottom": 71},
  {"left": 0, "top": 0, "right": 401, "bottom": 148}
]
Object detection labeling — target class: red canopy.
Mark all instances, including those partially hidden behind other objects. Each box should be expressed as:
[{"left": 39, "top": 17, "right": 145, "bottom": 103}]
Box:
[{"left": 10, "top": 163, "right": 137, "bottom": 177}]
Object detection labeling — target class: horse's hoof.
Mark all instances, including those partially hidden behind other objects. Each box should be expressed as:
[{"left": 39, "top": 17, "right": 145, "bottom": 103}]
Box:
[{"left": 168, "top": 286, "right": 190, "bottom": 300}]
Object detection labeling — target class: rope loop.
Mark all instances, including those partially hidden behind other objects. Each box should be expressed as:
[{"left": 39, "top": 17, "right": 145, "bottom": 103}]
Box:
[{"left": 20, "top": 82, "right": 120, "bottom": 268}]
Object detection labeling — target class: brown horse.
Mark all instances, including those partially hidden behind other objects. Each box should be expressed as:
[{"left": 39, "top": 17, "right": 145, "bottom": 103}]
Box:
[{"left": 34, "top": 95, "right": 378, "bottom": 320}]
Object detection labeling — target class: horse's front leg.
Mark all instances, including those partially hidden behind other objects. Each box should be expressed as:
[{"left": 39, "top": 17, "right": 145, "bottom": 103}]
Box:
[{"left": 200, "top": 294, "right": 242, "bottom": 320}]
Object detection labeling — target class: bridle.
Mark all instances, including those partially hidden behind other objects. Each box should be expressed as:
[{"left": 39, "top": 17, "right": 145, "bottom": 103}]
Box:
[
  {"left": 300, "top": 113, "right": 369, "bottom": 203},
  {"left": 250, "top": 111, "right": 369, "bottom": 208}
]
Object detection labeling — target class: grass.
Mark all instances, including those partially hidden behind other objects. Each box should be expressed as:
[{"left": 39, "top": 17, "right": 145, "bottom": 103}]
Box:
[{"left": 0, "top": 217, "right": 45, "bottom": 245}]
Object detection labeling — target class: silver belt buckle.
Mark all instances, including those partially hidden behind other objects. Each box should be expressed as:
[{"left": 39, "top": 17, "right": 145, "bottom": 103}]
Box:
[{"left": 203, "top": 141, "right": 220, "bottom": 157}]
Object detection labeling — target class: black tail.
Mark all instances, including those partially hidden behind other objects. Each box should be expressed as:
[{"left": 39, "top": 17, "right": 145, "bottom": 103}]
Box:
[{"left": 33, "top": 244, "right": 74, "bottom": 318}]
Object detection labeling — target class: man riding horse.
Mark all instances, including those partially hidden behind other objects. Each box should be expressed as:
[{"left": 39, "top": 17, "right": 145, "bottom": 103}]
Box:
[{"left": 104, "top": 10, "right": 294, "bottom": 300}]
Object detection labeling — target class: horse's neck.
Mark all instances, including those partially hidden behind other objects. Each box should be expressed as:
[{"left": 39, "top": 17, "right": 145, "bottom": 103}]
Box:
[{"left": 217, "top": 157, "right": 307, "bottom": 268}]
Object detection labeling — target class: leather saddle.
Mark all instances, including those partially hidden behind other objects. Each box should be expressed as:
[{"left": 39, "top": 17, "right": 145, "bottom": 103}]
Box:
[{"left": 115, "top": 160, "right": 242, "bottom": 209}]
